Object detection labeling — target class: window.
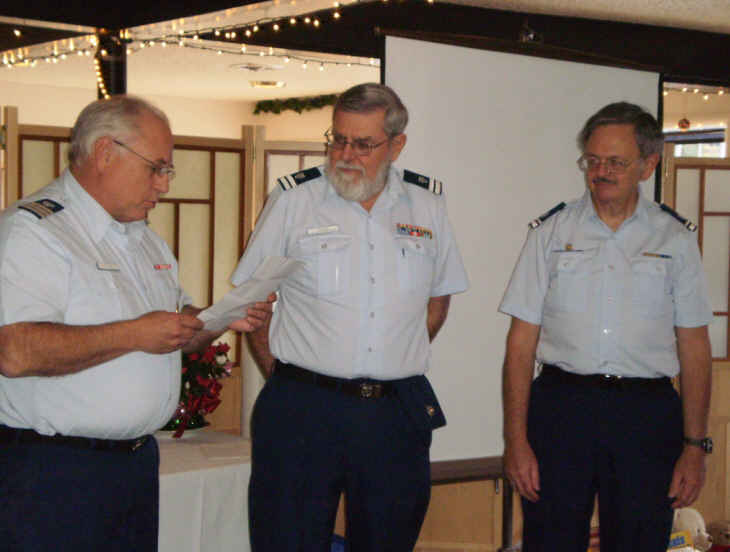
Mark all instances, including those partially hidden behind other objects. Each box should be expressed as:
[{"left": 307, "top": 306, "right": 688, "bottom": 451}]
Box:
[{"left": 665, "top": 129, "right": 726, "bottom": 158}]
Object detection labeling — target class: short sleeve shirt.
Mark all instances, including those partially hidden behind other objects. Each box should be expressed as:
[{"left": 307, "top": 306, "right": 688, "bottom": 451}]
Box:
[
  {"left": 231, "top": 165, "right": 469, "bottom": 380},
  {"left": 0, "top": 170, "right": 191, "bottom": 438},
  {"left": 499, "top": 191, "right": 712, "bottom": 378}
]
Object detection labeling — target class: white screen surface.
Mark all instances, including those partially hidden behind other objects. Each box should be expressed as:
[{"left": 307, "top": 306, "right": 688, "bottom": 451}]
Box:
[{"left": 385, "top": 35, "right": 659, "bottom": 461}]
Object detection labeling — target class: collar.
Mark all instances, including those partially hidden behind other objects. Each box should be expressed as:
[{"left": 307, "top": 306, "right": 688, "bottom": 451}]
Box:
[
  {"left": 63, "top": 170, "right": 144, "bottom": 243},
  {"left": 580, "top": 189, "right": 651, "bottom": 230}
]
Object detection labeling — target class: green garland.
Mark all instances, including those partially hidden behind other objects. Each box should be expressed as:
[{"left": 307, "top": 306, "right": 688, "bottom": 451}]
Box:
[{"left": 254, "top": 94, "right": 338, "bottom": 115}]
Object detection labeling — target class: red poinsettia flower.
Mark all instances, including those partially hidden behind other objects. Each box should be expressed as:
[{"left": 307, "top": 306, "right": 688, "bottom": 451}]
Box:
[{"left": 162, "top": 341, "right": 233, "bottom": 437}]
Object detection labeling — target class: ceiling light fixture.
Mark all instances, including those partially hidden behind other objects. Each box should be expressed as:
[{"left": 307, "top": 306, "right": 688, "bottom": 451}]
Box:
[{"left": 250, "top": 80, "right": 285, "bottom": 88}]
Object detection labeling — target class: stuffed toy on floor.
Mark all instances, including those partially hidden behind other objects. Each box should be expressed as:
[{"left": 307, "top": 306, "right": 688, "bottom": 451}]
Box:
[{"left": 672, "top": 508, "right": 713, "bottom": 551}]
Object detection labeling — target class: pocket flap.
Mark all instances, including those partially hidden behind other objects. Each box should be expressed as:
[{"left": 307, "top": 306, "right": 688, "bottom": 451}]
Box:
[
  {"left": 633, "top": 260, "right": 668, "bottom": 276},
  {"left": 294, "top": 234, "right": 352, "bottom": 255},
  {"left": 393, "top": 375, "right": 447, "bottom": 433},
  {"left": 396, "top": 236, "right": 436, "bottom": 258}
]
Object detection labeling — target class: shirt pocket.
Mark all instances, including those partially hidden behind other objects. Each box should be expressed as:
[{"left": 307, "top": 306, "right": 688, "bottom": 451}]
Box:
[
  {"left": 631, "top": 259, "right": 672, "bottom": 319},
  {"left": 545, "top": 253, "right": 591, "bottom": 313},
  {"left": 292, "top": 234, "right": 352, "bottom": 297},
  {"left": 150, "top": 269, "right": 181, "bottom": 312},
  {"left": 66, "top": 269, "right": 122, "bottom": 325},
  {"left": 395, "top": 236, "right": 437, "bottom": 293}
]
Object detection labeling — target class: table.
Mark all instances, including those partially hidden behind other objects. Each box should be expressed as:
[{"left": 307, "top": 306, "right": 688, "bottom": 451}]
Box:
[{"left": 157, "top": 430, "right": 252, "bottom": 552}]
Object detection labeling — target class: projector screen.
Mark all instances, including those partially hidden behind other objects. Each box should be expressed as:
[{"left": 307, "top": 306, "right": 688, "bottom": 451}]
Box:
[{"left": 385, "top": 35, "right": 660, "bottom": 461}]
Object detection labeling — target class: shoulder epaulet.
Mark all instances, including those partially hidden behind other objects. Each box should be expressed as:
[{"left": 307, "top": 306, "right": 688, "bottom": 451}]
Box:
[
  {"left": 17, "top": 198, "right": 64, "bottom": 220},
  {"left": 528, "top": 202, "right": 566, "bottom": 229},
  {"left": 277, "top": 167, "right": 322, "bottom": 191},
  {"left": 659, "top": 203, "right": 697, "bottom": 232},
  {"left": 403, "top": 169, "right": 442, "bottom": 195}
]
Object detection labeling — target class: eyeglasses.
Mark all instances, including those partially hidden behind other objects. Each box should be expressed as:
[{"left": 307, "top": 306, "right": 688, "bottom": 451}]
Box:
[
  {"left": 577, "top": 154, "right": 639, "bottom": 175},
  {"left": 113, "top": 139, "right": 176, "bottom": 180},
  {"left": 324, "top": 129, "right": 389, "bottom": 157}
]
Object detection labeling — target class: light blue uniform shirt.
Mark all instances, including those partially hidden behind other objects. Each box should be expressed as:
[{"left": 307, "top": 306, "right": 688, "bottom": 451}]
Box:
[
  {"left": 499, "top": 190, "right": 712, "bottom": 378},
  {"left": 0, "top": 170, "right": 191, "bottom": 438},
  {"left": 232, "top": 165, "right": 469, "bottom": 380}
]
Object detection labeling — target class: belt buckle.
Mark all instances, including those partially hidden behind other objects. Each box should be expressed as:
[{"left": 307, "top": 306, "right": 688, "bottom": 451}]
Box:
[
  {"left": 131, "top": 437, "right": 147, "bottom": 452},
  {"left": 359, "top": 382, "right": 382, "bottom": 399},
  {"left": 601, "top": 373, "right": 625, "bottom": 389}
]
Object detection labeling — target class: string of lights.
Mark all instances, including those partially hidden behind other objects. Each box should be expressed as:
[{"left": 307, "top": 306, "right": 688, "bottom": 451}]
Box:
[
  {"left": 125, "top": 38, "right": 378, "bottom": 70},
  {"left": 663, "top": 86, "right": 727, "bottom": 102},
  {"left": 2, "top": 35, "right": 96, "bottom": 68},
  {"left": 94, "top": 55, "right": 110, "bottom": 99},
  {"left": 1, "top": 0, "right": 400, "bottom": 72}
]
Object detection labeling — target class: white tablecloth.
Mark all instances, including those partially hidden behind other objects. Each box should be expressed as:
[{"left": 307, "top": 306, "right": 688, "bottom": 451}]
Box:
[{"left": 157, "top": 430, "right": 252, "bottom": 552}]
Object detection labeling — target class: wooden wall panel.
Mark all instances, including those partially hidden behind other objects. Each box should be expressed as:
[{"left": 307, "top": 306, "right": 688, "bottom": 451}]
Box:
[
  {"left": 21, "top": 140, "right": 54, "bottom": 197},
  {"left": 178, "top": 203, "right": 211, "bottom": 307},
  {"left": 695, "top": 361, "right": 730, "bottom": 522}
]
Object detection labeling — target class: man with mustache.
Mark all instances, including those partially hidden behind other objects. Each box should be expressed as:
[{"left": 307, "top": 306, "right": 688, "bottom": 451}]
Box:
[
  {"left": 0, "top": 95, "right": 272, "bottom": 551},
  {"left": 232, "top": 82, "right": 468, "bottom": 550},
  {"left": 499, "top": 102, "right": 713, "bottom": 551}
]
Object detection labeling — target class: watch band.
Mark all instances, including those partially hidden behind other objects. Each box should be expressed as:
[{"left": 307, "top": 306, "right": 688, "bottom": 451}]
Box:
[{"left": 683, "top": 436, "right": 713, "bottom": 453}]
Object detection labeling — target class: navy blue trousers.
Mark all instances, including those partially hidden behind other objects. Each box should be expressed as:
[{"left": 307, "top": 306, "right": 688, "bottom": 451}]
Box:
[
  {"left": 248, "top": 372, "right": 432, "bottom": 551},
  {"left": 522, "top": 372, "right": 683, "bottom": 552},
  {"left": 0, "top": 434, "right": 159, "bottom": 552}
]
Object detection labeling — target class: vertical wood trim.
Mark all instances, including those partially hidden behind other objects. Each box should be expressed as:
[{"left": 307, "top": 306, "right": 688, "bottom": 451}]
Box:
[
  {"left": 54, "top": 141, "right": 61, "bottom": 178},
  {"left": 698, "top": 168, "right": 706, "bottom": 255},
  {"left": 241, "top": 126, "right": 256, "bottom": 253},
  {"left": 2, "top": 107, "right": 19, "bottom": 208},
  {"left": 263, "top": 151, "right": 270, "bottom": 201},
  {"left": 726, "top": 422, "right": 730, "bottom": 519},
  {"left": 208, "top": 150, "right": 216, "bottom": 307},
  {"left": 237, "top": 126, "right": 255, "bottom": 368},
  {"left": 18, "top": 137, "right": 24, "bottom": 200},
  {"left": 173, "top": 202, "right": 180, "bottom": 260},
  {"left": 253, "top": 127, "right": 267, "bottom": 229},
  {"left": 235, "top": 145, "right": 246, "bottom": 366}
]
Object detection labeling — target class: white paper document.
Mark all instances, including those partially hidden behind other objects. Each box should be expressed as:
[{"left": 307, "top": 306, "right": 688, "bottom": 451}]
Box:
[{"left": 197, "top": 257, "right": 301, "bottom": 333}]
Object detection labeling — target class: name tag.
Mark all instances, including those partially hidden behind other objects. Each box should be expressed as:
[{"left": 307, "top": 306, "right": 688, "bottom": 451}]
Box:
[
  {"left": 306, "top": 225, "right": 339, "bottom": 235},
  {"left": 96, "top": 262, "right": 120, "bottom": 272}
]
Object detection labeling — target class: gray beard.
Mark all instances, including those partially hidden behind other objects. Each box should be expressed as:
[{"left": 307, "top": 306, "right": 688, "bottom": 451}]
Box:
[{"left": 325, "top": 160, "right": 390, "bottom": 202}]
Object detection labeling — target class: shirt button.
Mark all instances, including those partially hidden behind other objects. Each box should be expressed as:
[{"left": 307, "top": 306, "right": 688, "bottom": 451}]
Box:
[
  {"left": 321, "top": 243, "right": 327, "bottom": 249},
  {"left": 368, "top": 347, "right": 373, "bottom": 353},
  {"left": 603, "top": 328, "right": 611, "bottom": 334},
  {"left": 608, "top": 265, "right": 614, "bottom": 270},
  {"left": 370, "top": 312, "right": 375, "bottom": 318},
  {"left": 369, "top": 243, "right": 374, "bottom": 250},
  {"left": 370, "top": 276, "right": 375, "bottom": 284}
]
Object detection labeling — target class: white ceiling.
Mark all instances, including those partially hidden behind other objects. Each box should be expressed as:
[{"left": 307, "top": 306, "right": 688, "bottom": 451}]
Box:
[
  {"left": 455, "top": 0, "right": 730, "bottom": 35},
  {"left": 2, "top": 0, "right": 729, "bottom": 102},
  {"left": 0, "top": 42, "right": 380, "bottom": 102}
]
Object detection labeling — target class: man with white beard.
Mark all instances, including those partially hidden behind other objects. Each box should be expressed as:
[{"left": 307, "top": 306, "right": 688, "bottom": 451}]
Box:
[{"left": 232, "top": 83, "right": 469, "bottom": 551}]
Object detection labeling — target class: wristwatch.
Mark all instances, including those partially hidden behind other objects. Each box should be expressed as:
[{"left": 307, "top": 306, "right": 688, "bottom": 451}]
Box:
[{"left": 683, "top": 436, "right": 713, "bottom": 454}]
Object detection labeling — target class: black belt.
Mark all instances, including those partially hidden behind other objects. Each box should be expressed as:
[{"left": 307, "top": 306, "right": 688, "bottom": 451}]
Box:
[
  {"left": 0, "top": 424, "right": 150, "bottom": 453},
  {"left": 540, "top": 364, "right": 671, "bottom": 390},
  {"left": 274, "top": 360, "right": 395, "bottom": 399}
]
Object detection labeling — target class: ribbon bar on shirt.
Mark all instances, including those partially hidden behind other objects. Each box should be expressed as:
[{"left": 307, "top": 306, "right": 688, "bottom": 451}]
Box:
[{"left": 396, "top": 223, "right": 433, "bottom": 239}]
